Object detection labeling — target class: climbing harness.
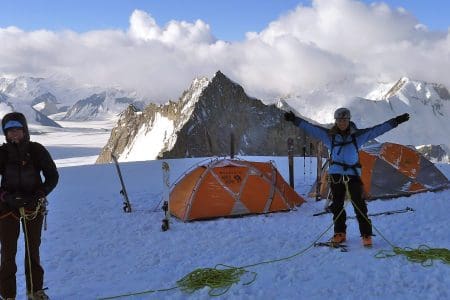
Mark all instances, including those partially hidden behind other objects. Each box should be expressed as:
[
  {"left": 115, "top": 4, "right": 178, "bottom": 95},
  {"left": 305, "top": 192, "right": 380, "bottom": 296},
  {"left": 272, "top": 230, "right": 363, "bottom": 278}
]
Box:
[
  {"left": 20, "top": 197, "right": 48, "bottom": 222},
  {"left": 329, "top": 134, "right": 361, "bottom": 175}
]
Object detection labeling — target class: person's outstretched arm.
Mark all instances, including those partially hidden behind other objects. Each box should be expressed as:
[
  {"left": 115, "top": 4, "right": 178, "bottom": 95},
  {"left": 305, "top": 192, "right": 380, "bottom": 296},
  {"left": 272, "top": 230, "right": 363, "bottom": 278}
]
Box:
[
  {"left": 284, "top": 111, "right": 331, "bottom": 148},
  {"left": 356, "top": 113, "right": 410, "bottom": 145}
]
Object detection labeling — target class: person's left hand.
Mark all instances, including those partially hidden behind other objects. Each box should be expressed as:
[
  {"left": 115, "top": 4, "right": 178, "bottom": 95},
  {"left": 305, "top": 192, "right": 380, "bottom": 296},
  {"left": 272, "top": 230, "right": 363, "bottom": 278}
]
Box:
[
  {"left": 394, "top": 113, "right": 410, "bottom": 125},
  {"left": 284, "top": 111, "right": 296, "bottom": 122}
]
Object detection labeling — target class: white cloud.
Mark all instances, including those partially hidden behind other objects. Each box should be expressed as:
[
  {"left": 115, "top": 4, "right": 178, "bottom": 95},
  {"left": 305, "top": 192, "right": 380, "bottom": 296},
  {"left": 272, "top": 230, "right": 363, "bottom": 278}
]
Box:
[
  {"left": 128, "top": 10, "right": 214, "bottom": 46},
  {"left": 1, "top": 1, "right": 449, "bottom": 103}
]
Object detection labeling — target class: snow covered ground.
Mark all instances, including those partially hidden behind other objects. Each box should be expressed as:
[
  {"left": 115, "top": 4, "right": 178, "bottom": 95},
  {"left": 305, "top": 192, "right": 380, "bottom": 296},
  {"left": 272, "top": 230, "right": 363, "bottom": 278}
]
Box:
[
  {"left": 30, "top": 119, "right": 116, "bottom": 167},
  {"left": 12, "top": 121, "right": 450, "bottom": 300}
]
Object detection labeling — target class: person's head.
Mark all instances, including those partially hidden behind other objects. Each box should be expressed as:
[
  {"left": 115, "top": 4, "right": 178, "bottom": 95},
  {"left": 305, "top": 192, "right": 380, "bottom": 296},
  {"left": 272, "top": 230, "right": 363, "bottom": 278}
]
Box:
[
  {"left": 334, "top": 107, "right": 351, "bottom": 131},
  {"left": 2, "top": 112, "right": 30, "bottom": 144}
]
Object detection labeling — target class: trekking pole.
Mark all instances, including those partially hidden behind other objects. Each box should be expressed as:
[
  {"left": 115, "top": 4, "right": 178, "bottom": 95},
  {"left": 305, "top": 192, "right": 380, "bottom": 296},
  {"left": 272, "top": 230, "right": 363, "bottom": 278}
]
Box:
[
  {"left": 230, "top": 132, "right": 235, "bottom": 159},
  {"left": 309, "top": 142, "right": 313, "bottom": 183},
  {"left": 287, "top": 138, "right": 294, "bottom": 188},
  {"left": 161, "top": 162, "right": 171, "bottom": 232},
  {"left": 302, "top": 144, "right": 306, "bottom": 184},
  {"left": 315, "top": 142, "right": 322, "bottom": 201},
  {"left": 111, "top": 154, "right": 132, "bottom": 213}
]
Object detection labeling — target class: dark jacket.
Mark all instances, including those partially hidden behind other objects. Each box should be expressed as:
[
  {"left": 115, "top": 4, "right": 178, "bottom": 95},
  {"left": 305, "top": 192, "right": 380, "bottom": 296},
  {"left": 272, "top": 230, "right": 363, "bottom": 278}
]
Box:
[{"left": 0, "top": 112, "right": 58, "bottom": 212}]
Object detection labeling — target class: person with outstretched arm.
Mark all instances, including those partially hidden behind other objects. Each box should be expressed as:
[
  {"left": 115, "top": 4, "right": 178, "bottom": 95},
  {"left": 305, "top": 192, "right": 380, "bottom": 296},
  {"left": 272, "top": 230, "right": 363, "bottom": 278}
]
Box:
[{"left": 284, "top": 108, "right": 409, "bottom": 247}]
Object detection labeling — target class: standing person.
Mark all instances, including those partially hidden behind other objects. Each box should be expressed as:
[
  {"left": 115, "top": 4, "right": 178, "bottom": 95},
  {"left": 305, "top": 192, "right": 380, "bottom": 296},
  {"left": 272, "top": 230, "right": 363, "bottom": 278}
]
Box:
[
  {"left": 0, "top": 112, "right": 59, "bottom": 300},
  {"left": 284, "top": 108, "right": 409, "bottom": 247}
]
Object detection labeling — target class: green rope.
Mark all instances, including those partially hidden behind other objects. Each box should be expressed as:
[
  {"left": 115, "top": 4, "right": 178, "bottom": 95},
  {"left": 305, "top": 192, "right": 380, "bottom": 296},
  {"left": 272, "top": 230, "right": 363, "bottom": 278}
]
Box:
[
  {"left": 341, "top": 176, "right": 450, "bottom": 268},
  {"left": 98, "top": 207, "right": 346, "bottom": 299},
  {"left": 375, "top": 245, "right": 450, "bottom": 267},
  {"left": 98, "top": 286, "right": 178, "bottom": 299},
  {"left": 100, "top": 176, "right": 449, "bottom": 299},
  {"left": 176, "top": 264, "right": 257, "bottom": 296}
]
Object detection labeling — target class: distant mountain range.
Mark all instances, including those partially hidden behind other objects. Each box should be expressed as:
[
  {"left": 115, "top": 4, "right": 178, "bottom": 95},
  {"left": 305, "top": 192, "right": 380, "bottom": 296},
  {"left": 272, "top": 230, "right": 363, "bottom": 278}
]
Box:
[
  {"left": 0, "top": 76, "right": 143, "bottom": 124},
  {"left": 1, "top": 73, "right": 449, "bottom": 162},
  {"left": 97, "top": 71, "right": 450, "bottom": 163}
]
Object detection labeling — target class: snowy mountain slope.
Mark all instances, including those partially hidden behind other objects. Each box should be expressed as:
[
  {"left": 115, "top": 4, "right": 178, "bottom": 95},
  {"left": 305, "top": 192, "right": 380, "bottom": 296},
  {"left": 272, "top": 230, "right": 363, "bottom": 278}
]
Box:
[
  {"left": 98, "top": 71, "right": 320, "bottom": 163},
  {"left": 0, "top": 75, "right": 100, "bottom": 107},
  {"left": 96, "top": 76, "right": 211, "bottom": 163},
  {"left": 62, "top": 89, "right": 144, "bottom": 121},
  {"left": 349, "top": 78, "right": 450, "bottom": 148},
  {"left": 25, "top": 156, "right": 450, "bottom": 299},
  {"left": 283, "top": 77, "right": 450, "bottom": 152},
  {"left": 0, "top": 75, "right": 144, "bottom": 125}
]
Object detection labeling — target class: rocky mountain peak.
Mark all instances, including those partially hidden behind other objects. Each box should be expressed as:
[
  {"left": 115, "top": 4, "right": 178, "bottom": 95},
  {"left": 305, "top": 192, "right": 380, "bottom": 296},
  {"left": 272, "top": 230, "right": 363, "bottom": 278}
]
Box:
[{"left": 97, "top": 71, "right": 316, "bottom": 163}]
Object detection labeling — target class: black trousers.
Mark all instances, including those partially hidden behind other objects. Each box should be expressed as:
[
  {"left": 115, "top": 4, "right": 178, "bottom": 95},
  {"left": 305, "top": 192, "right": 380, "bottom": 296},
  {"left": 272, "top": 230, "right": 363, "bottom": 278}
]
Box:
[
  {"left": 0, "top": 213, "right": 44, "bottom": 298},
  {"left": 329, "top": 174, "right": 372, "bottom": 236}
]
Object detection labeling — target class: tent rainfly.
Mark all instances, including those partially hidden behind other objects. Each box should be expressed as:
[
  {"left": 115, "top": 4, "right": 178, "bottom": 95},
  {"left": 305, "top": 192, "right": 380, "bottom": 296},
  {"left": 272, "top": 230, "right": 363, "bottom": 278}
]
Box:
[
  {"left": 309, "top": 142, "right": 450, "bottom": 200},
  {"left": 170, "top": 159, "right": 305, "bottom": 221}
]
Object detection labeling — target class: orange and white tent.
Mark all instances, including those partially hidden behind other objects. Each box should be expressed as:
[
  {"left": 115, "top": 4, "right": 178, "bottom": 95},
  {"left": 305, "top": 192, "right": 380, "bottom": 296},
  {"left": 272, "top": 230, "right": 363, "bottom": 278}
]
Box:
[
  {"left": 170, "top": 159, "right": 305, "bottom": 221},
  {"left": 310, "top": 142, "right": 449, "bottom": 200}
]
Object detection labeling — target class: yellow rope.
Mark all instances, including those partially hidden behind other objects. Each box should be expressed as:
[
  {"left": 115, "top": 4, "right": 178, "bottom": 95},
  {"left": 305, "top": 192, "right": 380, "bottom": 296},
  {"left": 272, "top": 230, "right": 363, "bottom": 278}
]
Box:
[
  {"left": 100, "top": 175, "right": 449, "bottom": 299},
  {"left": 20, "top": 207, "right": 34, "bottom": 298},
  {"left": 21, "top": 198, "right": 46, "bottom": 221},
  {"left": 99, "top": 205, "right": 348, "bottom": 299}
]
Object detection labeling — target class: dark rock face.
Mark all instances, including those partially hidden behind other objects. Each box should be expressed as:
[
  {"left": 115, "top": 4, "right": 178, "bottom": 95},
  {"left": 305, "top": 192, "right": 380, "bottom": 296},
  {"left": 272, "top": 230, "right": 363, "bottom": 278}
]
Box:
[
  {"left": 97, "top": 71, "right": 319, "bottom": 163},
  {"left": 416, "top": 145, "right": 448, "bottom": 162},
  {"left": 31, "top": 92, "right": 59, "bottom": 116}
]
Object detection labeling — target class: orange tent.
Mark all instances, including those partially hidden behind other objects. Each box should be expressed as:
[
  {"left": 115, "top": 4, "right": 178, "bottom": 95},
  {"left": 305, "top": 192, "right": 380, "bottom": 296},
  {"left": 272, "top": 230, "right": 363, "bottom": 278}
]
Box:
[
  {"left": 170, "top": 159, "right": 305, "bottom": 221},
  {"left": 309, "top": 142, "right": 449, "bottom": 200}
]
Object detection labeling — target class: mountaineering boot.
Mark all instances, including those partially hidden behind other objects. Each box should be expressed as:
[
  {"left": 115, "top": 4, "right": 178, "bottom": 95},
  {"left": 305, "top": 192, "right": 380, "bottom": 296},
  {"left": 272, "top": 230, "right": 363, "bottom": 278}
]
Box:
[
  {"left": 362, "top": 235, "right": 373, "bottom": 248},
  {"left": 27, "top": 289, "right": 49, "bottom": 300},
  {"left": 330, "top": 232, "right": 346, "bottom": 244}
]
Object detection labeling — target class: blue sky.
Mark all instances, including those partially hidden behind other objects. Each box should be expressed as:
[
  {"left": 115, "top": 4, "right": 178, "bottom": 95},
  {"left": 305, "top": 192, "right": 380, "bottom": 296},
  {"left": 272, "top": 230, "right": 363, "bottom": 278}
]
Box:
[{"left": 0, "top": 0, "right": 448, "bottom": 41}]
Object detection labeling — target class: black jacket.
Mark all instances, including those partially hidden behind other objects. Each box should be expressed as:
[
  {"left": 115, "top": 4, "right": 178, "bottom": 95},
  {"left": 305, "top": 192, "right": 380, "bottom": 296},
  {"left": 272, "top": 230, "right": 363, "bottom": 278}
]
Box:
[{"left": 0, "top": 112, "right": 58, "bottom": 211}]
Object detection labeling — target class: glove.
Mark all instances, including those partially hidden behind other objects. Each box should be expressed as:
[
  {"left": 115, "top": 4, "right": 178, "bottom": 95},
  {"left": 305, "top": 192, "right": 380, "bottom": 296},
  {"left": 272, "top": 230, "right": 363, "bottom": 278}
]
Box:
[
  {"left": 1, "top": 192, "right": 31, "bottom": 209},
  {"left": 284, "top": 111, "right": 296, "bottom": 123},
  {"left": 394, "top": 113, "right": 410, "bottom": 125}
]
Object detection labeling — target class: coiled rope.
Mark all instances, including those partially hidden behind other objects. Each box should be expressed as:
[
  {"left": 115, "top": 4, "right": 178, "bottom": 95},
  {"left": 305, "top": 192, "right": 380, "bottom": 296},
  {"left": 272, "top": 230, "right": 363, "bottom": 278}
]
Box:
[
  {"left": 99, "top": 175, "right": 449, "bottom": 299},
  {"left": 340, "top": 176, "right": 450, "bottom": 267},
  {"left": 99, "top": 207, "right": 346, "bottom": 299}
]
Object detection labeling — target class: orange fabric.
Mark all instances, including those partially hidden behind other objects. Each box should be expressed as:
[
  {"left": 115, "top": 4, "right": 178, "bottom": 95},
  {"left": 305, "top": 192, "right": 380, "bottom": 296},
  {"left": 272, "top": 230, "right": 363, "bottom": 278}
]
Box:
[
  {"left": 188, "top": 171, "right": 236, "bottom": 220},
  {"left": 170, "top": 159, "right": 305, "bottom": 221},
  {"left": 408, "top": 182, "right": 426, "bottom": 192},
  {"left": 241, "top": 175, "right": 272, "bottom": 213},
  {"left": 309, "top": 142, "right": 448, "bottom": 200},
  {"left": 381, "top": 143, "right": 420, "bottom": 178},
  {"left": 213, "top": 166, "right": 248, "bottom": 194},
  {"left": 170, "top": 167, "right": 205, "bottom": 220},
  {"left": 359, "top": 151, "right": 377, "bottom": 198}
]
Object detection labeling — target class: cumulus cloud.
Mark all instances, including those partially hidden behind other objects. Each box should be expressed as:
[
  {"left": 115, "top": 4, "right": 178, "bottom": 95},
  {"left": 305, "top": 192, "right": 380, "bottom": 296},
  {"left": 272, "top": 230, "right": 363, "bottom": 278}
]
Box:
[{"left": 1, "top": 0, "right": 449, "bottom": 103}]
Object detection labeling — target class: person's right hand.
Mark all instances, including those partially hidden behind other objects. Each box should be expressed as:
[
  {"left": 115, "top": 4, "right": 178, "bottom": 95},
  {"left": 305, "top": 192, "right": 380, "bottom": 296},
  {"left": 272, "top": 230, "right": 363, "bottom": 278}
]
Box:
[{"left": 284, "top": 111, "right": 296, "bottom": 123}]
